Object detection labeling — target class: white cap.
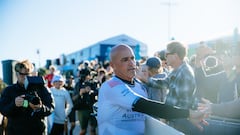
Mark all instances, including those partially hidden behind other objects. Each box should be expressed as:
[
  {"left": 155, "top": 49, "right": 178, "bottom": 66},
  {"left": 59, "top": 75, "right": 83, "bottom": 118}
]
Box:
[{"left": 51, "top": 74, "right": 65, "bottom": 83}]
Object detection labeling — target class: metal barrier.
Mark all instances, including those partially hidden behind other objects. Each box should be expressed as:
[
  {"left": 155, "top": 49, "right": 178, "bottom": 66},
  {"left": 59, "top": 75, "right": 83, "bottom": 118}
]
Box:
[
  {"left": 168, "top": 116, "right": 240, "bottom": 135},
  {"left": 201, "top": 116, "right": 240, "bottom": 135}
]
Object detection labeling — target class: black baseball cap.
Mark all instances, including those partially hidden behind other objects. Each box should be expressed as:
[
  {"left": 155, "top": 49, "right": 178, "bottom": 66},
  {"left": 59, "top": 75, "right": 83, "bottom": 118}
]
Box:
[{"left": 146, "top": 57, "right": 162, "bottom": 69}]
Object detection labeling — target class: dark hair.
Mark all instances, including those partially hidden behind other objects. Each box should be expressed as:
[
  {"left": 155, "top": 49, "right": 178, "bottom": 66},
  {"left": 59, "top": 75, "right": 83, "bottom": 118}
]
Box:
[
  {"left": 79, "top": 68, "right": 91, "bottom": 79},
  {"left": 158, "top": 50, "right": 166, "bottom": 61}
]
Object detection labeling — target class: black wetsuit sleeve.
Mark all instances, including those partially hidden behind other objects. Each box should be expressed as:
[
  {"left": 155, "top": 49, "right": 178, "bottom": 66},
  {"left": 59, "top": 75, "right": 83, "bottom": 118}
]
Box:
[{"left": 132, "top": 97, "right": 189, "bottom": 119}]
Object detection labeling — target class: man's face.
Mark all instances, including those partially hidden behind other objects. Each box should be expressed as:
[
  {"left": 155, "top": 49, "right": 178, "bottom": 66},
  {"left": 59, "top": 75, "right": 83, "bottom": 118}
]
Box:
[
  {"left": 16, "top": 68, "right": 30, "bottom": 85},
  {"left": 110, "top": 47, "right": 136, "bottom": 81},
  {"left": 165, "top": 50, "right": 176, "bottom": 67}
]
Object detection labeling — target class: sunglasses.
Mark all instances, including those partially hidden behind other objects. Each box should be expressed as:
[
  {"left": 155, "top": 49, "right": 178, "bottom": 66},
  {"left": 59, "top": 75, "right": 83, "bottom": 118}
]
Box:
[
  {"left": 165, "top": 52, "right": 175, "bottom": 57},
  {"left": 18, "top": 72, "right": 30, "bottom": 76}
]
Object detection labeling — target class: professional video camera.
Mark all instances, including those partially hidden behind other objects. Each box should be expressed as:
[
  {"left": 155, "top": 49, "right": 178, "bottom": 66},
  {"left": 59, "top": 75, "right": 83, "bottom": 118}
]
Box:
[{"left": 23, "top": 76, "right": 45, "bottom": 106}]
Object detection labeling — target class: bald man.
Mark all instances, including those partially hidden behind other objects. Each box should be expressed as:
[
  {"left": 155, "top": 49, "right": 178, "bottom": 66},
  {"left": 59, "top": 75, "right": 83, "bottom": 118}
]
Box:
[{"left": 96, "top": 44, "right": 206, "bottom": 135}]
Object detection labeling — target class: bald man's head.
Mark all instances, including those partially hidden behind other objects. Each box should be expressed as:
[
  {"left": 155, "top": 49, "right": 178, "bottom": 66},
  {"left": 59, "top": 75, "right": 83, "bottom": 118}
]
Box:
[
  {"left": 109, "top": 44, "right": 137, "bottom": 81},
  {"left": 110, "top": 44, "right": 134, "bottom": 62}
]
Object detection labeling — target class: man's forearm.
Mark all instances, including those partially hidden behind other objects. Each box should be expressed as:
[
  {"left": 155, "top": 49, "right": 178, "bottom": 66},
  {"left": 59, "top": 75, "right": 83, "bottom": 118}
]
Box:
[
  {"left": 132, "top": 97, "right": 189, "bottom": 119},
  {"left": 211, "top": 100, "right": 240, "bottom": 119}
]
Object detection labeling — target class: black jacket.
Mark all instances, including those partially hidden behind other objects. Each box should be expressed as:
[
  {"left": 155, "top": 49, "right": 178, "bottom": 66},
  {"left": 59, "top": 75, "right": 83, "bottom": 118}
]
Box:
[
  {"left": 0, "top": 82, "right": 54, "bottom": 135},
  {"left": 73, "top": 79, "right": 98, "bottom": 110}
]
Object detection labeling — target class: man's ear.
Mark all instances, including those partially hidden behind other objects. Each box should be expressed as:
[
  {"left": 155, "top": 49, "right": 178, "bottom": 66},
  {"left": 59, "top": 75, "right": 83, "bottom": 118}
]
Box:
[{"left": 109, "top": 61, "right": 114, "bottom": 69}]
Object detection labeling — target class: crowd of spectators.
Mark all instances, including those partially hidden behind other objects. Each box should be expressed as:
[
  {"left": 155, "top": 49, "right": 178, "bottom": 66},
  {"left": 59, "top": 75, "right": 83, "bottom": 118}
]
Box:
[{"left": 0, "top": 41, "right": 239, "bottom": 135}]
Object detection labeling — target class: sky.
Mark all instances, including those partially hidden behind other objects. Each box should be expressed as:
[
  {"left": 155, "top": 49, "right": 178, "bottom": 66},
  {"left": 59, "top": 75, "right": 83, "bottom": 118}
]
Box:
[{"left": 0, "top": 0, "right": 240, "bottom": 78}]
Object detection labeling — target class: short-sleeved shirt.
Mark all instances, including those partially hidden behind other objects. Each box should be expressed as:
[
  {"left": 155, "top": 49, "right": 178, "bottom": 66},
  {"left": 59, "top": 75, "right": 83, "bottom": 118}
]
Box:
[{"left": 97, "top": 76, "right": 148, "bottom": 135}]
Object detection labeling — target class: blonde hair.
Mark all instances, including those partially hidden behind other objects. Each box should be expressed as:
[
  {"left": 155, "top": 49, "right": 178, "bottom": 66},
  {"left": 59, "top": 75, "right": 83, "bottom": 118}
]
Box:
[{"left": 14, "top": 60, "right": 34, "bottom": 73}]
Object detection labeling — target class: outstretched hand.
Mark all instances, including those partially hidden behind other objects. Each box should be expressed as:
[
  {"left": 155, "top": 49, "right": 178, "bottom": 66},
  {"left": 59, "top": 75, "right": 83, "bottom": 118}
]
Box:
[
  {"left": 198, "top": 98, "right": 212, "bottom": 114},
  {"left": 189, "top": 109, "right": 209, "bottom": 131}
]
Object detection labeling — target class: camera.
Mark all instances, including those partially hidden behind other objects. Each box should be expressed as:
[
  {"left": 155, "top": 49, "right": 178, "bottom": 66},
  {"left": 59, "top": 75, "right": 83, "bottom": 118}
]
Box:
[
  {"left": 25, "top": 93, "right": 41, "bottom": 105},
  {"left": 83, "top": 79, "right": 100, "bottom": 94},
  {"left": 23, "top": 76, "right": 45, "bottom": 106}
]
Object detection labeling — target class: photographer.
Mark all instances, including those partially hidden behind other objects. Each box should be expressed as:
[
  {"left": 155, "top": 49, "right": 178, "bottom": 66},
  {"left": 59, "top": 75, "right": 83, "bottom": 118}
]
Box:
[
  {"left": 73, "top": 68, "right": 98, "bottom": 135},
  {"left": 0, "top": 60, "right": 55, "bottom": 135}
]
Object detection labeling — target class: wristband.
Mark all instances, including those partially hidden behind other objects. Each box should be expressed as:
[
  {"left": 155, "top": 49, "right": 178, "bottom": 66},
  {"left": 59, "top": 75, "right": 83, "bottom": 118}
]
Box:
[{"left": 22, "top": 100, "right": 29, "bottom": 108}]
